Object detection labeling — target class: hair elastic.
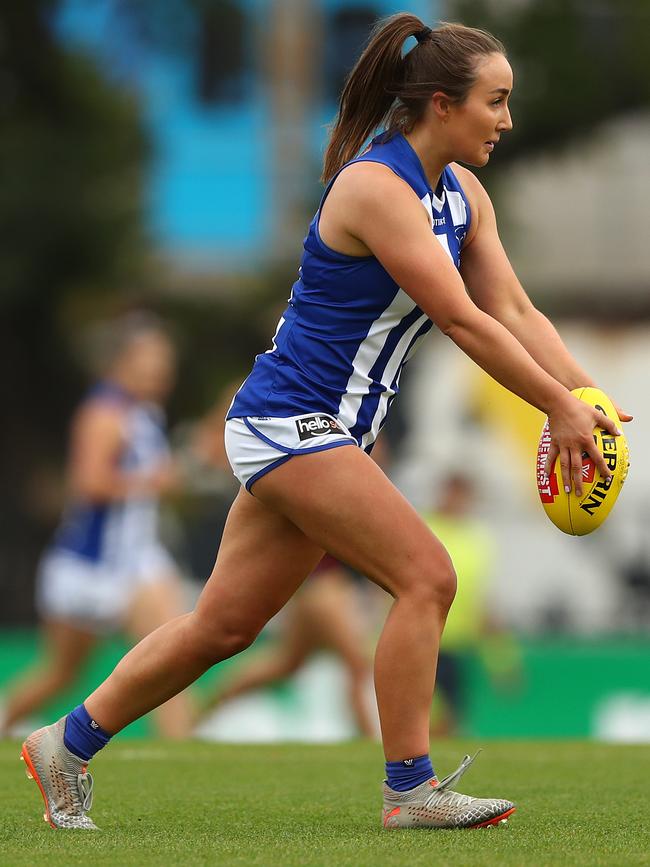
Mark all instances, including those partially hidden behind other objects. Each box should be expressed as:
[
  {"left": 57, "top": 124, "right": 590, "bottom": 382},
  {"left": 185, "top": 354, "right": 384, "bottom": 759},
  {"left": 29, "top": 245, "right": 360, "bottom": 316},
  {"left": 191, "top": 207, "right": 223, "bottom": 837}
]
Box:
[{"left": 414, "top": 26, "right": 432, "bottom": 44}]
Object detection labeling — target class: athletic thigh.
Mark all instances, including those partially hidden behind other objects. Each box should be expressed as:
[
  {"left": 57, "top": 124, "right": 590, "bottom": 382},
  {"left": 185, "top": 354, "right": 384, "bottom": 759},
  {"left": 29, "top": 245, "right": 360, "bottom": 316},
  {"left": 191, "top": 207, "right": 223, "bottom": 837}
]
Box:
[
  {"left": 194, "top": 487, "right": 326, "bottom": 634},
  {"left": 252, "top": 446, "right": 454, "bottom": 599}
]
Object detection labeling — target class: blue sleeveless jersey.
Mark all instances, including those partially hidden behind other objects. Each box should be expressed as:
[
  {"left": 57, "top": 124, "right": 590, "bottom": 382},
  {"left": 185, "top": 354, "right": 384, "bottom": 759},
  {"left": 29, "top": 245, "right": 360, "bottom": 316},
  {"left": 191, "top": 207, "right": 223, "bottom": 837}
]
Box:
[
  {"left": 52, "top": 382, "right": 170, "bottom": 564},
  {"left": 228, "top": 132, "right": 471, "bottom": 450}
]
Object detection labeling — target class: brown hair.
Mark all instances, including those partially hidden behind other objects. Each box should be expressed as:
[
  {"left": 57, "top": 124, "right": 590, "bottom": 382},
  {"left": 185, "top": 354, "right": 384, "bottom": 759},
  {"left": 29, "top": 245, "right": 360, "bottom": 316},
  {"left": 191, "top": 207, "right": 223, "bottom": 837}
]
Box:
[{"left": 322, "top": 14, "right": 505, "bottom": 183}]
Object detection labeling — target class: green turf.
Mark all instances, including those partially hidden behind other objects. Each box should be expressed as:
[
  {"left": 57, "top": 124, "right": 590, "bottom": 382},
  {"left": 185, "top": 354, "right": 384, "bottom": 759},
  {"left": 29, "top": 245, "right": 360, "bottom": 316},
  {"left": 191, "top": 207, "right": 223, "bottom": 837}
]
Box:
[{"left": 1, "top": 739, "right": 648, "bottom": 866}]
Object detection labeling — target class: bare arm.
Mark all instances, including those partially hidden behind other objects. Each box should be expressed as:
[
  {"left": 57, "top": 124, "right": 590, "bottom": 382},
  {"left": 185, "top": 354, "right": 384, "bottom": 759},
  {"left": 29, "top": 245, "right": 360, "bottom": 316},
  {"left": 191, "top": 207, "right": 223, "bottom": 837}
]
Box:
[
  {"left": 325, "top": 162, "right": 621, "bottom": 493},
  {"left": 69, "top": 403, "right": 176, "bottom": 502},
  {"left": 457, "top": 167, "right": 632, "bottom": 426},
  {"left": 457, "top": 168, "right": 597, "bottom": 389}
]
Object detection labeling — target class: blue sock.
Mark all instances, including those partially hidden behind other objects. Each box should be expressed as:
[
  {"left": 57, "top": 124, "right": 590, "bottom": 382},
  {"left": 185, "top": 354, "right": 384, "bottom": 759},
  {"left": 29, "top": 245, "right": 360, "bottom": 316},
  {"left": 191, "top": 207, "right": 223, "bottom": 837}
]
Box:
[
  {"left": 63, "top": 704, "right": 112, "bottom": 761},
  {"left": 385, "top": 755, "right": 435, "bottom": 792}
]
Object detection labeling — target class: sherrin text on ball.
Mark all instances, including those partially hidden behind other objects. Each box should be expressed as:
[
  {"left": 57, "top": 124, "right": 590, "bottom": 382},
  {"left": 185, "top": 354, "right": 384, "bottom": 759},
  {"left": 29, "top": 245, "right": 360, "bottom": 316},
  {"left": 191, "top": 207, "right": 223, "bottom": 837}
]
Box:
[{"left": 536, "top": 387, "right": 629, "bottom": 536}]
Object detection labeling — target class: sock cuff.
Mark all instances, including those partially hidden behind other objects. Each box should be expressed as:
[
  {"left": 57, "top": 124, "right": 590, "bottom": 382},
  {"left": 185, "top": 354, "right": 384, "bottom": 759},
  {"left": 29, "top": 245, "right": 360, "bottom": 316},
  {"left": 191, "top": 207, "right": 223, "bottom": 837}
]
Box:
[
  {"left": 63, "top": 704, "right": 112, "bottom": 761},
  {"left": 385, "top": 754, "right": 435, "bottom": 792}
]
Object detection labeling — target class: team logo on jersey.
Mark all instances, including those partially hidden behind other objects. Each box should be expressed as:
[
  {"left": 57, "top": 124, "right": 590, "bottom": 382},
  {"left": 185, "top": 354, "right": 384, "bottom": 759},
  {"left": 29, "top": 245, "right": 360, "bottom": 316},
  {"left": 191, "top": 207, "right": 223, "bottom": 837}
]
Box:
[{"left": 295, "top": 415, "right": 344, "bottom": 441}]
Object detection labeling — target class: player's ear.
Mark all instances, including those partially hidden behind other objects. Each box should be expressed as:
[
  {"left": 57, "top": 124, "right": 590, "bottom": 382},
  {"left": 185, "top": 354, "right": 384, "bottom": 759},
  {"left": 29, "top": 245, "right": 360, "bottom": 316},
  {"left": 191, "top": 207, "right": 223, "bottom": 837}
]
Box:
[{"left": 431, "top": 91, "right": 453, "bottom": 122}]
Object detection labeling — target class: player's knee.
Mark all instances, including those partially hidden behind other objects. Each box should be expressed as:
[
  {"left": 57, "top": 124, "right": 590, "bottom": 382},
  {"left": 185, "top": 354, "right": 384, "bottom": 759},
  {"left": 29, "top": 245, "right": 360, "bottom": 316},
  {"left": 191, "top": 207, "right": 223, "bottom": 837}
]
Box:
[
  {"left": 189, "top": 611, "right": 260, "bottom": 663},
  {"left": 209, "top": 623, "right": 259, "bottom": 661},
  {"left": 438, "top": 559, "right": 457, "bottom": 612},
  {"left": 409, "top": 556, "right": 457, "bottom": 615},
  {"left": 219, "top": 627, "right": 258, "bottom": 659}
]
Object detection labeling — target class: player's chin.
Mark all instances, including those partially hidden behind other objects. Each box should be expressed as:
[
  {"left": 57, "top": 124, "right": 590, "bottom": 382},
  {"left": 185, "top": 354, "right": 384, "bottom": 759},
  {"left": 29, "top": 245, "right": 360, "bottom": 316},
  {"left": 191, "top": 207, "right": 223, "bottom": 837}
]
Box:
[{"left": 463, "top": 152, "right": 490, "bottom": 168}]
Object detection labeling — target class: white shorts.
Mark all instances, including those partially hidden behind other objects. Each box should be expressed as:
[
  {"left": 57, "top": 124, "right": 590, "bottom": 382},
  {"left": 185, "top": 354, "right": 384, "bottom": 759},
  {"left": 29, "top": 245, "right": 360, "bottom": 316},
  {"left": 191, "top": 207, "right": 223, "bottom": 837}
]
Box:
[
  {"left": 224, "top": 414, "right": 358, "bottom": 491},
  {"left": 35, "top": 546, "right": 177, "bottom": 633}
]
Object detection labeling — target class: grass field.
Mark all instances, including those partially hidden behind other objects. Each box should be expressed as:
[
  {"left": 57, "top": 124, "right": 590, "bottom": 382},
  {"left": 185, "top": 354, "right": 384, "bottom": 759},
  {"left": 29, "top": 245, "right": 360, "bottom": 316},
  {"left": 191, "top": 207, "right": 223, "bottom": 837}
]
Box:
[{"left": 1, "top": 738, "right": 648, "bottom": 866}]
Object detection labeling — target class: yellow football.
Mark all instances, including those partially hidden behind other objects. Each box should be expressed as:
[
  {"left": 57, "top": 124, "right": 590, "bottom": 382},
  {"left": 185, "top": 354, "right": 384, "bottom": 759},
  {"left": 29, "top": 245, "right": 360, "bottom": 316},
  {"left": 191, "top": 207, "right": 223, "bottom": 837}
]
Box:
[{"left": 536, "top": 387, "right": 629, "bottom": 536}]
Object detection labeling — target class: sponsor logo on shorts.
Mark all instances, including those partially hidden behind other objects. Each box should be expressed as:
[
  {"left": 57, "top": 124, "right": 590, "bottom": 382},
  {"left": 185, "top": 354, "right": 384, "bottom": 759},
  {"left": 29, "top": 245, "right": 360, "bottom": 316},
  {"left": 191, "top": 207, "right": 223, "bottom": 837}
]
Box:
[{"left": 295, "top": 415, "right": 344, "bottom": 441}]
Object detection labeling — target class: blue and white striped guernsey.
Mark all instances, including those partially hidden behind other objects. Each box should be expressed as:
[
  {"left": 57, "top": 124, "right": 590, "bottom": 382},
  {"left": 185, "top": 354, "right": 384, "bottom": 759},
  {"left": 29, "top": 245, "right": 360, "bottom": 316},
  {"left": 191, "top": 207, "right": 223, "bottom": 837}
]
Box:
[
  {"left": 228, "top": 131, "right": 471, "bottom": 451},
  {"left": 51, "top": 382, "right": 170, "bottom": 566}
]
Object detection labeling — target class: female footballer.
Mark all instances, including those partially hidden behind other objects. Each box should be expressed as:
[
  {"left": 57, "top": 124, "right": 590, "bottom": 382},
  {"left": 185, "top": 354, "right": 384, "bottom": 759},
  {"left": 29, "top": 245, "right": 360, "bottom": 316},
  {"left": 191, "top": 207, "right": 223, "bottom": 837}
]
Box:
[
  {"left": 22, "top": 14, "right": 627, "bottom": 830},
  {"left": 4, "top": 315, "right": 192, "bottom": 740}
]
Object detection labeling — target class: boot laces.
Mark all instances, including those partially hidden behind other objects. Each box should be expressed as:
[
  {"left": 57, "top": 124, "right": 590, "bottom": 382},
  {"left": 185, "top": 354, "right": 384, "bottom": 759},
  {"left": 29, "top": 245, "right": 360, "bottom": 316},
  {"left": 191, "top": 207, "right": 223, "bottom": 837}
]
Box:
[
  {"left": 423, "top": 752, "right": 480, "bottom": 809},
  {"left": 60, "top": 768, "right": 94, "bottom": 814}
]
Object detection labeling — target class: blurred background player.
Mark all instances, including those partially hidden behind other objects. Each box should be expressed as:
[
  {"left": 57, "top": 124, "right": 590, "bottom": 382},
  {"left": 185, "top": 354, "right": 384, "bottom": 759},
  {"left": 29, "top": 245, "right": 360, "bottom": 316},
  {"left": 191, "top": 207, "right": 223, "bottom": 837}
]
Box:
[
  {"left": 199, "top": 554, "right": 377, "bottom": 739},
  {"left": 172, "top": 382, "right": 242, "bottom": 586},
  {"left": 1, "top": 313, "right": 192, "bottom": 738},
  {"left": 422, "top": 473, "right": 521, "bottom": 736}
]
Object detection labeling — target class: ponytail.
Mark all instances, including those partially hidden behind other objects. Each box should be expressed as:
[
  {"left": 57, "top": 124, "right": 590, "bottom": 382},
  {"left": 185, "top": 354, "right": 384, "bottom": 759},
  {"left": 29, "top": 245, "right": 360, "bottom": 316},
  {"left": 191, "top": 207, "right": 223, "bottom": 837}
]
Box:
[
  {"left": 322, "top": 14, "right": 505, "bottom": 183},
  {"left": 322, "top": 13, "right": 423, "bottom": 184}
]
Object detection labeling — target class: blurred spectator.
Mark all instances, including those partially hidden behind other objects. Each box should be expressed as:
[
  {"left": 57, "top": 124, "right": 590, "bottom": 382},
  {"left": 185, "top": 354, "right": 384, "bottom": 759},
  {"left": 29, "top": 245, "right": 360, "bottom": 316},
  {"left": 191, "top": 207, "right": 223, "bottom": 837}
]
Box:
[
  {"left": 620, "top": 556, "right": 650, "bottom": 630},
  {"left": 1, "top": 313, "right": 192, "bottom": 738},
  {"left": 423, "top": 473, "right": 521, "bottom": 736}
]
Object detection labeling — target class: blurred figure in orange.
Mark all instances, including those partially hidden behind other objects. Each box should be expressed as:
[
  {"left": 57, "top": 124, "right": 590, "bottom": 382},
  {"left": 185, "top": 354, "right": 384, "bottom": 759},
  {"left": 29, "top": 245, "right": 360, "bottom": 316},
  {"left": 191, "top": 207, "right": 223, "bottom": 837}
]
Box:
[
  {"left": 422, "top": 472, "right": 521, "bottom": 737},
  {"left": 1, "top": 313, "right": 192, "bottom": 738}
]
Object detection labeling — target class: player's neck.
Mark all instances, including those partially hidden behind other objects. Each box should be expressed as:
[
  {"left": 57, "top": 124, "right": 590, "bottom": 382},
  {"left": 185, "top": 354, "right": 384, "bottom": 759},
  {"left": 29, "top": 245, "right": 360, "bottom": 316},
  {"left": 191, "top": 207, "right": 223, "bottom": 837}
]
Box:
[{"left": 404, "top": 126, "right": 451, "bottom": 191}]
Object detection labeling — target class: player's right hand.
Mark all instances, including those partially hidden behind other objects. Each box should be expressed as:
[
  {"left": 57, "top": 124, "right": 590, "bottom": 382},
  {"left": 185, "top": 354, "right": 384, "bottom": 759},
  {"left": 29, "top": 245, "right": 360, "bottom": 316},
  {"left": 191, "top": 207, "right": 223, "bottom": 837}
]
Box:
[{"left": 545, "top": 394, "right": 621, "bottom": 497}]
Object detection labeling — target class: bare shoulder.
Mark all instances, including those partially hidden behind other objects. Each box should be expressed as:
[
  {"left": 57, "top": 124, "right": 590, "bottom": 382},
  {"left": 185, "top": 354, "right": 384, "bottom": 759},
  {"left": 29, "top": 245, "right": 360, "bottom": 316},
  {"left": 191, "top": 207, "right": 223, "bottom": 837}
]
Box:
[
  {"left": 329, "top": 160, "right": 418, "bottom": 207},
  {"left": 322, "top": 160, "right": 428, "bottom": 253},
  {"left": 73, "top": 398, "right": 126, "bottom": 442}
]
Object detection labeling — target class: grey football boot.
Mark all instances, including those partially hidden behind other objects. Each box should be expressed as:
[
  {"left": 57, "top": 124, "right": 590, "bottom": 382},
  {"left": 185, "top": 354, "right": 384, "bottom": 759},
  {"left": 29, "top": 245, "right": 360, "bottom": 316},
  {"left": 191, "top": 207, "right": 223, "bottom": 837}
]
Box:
[
  {"left": 21, "top": 717, "right": 98, "bottom": 829},
  {"left": 382, "top": 752, "right": 515, "bottom": 830}
]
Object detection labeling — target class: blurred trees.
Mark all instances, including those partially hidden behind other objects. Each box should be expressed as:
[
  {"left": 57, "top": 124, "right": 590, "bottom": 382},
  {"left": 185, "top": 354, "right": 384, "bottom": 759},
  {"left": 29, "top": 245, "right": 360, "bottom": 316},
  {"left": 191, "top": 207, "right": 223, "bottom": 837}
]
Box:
[
  {"left": 448, "top": 0, "right": 650, "bottom": 171},
  {"left": 0, "top": 2, "right": 149, "bottom": 620},
  {"left": 0, "top": 2, "right": 285, "bottom": 623}
]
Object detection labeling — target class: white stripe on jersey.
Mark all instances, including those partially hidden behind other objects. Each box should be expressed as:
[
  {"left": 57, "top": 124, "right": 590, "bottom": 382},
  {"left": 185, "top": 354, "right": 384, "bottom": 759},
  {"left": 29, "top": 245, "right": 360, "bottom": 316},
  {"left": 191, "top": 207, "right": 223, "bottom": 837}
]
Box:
[
  {"left": 421, "top": 193, "right": 433, "bottom": 227},
  {"left": 425, "top": 188, "right": 466, "bottom": 227},
  {"left": 352, "top": 201, "right": 460, "bottom": 444},
  {"left": 432, "top": 188, "right": 446, "bottom": 212},
  {"left": 265, "top": 316, "right": 286, "bottom": 354},
  {"left": 360, "top": 312, "right": 429, "bottom": 449},
  {"left": 435, "top": 232, "right": 453, "bottom": 260},
  {"left": 447, "top": 190, "right": 467, "bottom": 226},
  {"left": 337, "top": 289, "right": 416, "bottom": 432},
  {"left": 338, "top": 216, "right": 457, "bottom": 439}
]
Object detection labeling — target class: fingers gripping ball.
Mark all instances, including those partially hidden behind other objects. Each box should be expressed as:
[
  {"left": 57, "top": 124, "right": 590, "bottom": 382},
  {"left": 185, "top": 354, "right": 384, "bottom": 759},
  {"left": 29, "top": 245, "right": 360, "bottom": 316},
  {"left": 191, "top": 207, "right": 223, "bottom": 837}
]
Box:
[{"left": 536, "top": 387, "right": 629, "bottom": 536}]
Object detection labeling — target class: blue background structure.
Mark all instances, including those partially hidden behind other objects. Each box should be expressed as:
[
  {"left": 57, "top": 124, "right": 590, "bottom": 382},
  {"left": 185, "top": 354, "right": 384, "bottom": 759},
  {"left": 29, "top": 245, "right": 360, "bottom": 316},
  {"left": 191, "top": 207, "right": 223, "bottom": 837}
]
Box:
[{"left": 53, "top": 0, "right": 435, "bottom": 264}]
